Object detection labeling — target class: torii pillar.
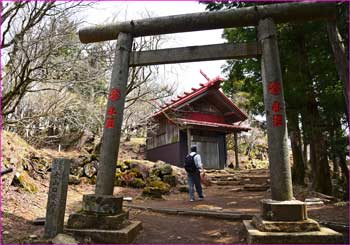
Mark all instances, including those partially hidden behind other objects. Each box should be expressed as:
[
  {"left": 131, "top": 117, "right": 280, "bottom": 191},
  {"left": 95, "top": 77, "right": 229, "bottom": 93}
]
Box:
[
  {"left": 65, "top": 33, "right": 142, "bottom": 243},
  {"left": 243, "top": 18, "right": 342, "bottom": 244}
]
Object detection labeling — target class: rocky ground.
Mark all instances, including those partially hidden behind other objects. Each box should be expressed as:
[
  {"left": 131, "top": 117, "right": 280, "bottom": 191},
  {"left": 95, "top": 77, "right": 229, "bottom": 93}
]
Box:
[
  {"left": 2, "top": 168, "right": 349, "bottom": 244},
  {"left": 1, "top": 131, "right": 349, "bottom": 244}
]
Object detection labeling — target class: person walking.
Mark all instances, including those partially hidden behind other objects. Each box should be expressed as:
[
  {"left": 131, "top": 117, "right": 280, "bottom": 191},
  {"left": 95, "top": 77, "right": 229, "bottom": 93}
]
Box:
[{"left": 184, "top": 145, "right": 205, "bottom": 202}]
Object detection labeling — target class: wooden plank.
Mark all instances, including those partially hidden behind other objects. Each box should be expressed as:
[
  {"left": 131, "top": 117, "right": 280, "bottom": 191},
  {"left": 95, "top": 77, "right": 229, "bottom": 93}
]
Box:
[
  {"left": 129, "top": 42, "right": 260, "bottom": 66},
  {"left": 79, "top": 2, "right": 335, "bottom": 43}
]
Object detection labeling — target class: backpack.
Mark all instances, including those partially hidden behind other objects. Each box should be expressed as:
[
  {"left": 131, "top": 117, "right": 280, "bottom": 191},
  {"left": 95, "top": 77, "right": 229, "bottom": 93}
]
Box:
[{"left": 184, "top": 153, "right": 197, "bottom": 173}]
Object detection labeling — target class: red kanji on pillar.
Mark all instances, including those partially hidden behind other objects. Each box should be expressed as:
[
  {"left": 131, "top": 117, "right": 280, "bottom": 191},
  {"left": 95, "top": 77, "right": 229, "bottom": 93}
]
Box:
[
  {"left": 107, "top": 106, "right": 117, "bottom": 116},
  {"left": 272, "top": 101, "right": 281, "bottom": 113},
  {"left": 268, "top": 81, "right": 281, "bottom": 95},
  {"left": 105, "top": 118, "right": 115, "bottom": 128},
  {"left": 109, "top": 88, "right": 121, "bottom": 101},
  {"left": 273, "top": 114, "right": 283, "bottom": 127}
]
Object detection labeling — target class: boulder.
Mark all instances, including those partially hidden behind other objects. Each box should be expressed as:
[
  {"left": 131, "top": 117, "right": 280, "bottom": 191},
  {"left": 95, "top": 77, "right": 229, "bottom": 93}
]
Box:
[
  {"left": 142, "top": 187, "right": 163, "bottom": 198},
  {"left": 80, "top": 177, "right": 93, "bottom": 185},
  {"left": 52, "top": 233, "right": 78, "bottom": 244},
  {"left": 84, "top": 163, "right": 97, "bottom": 178},
  {"left": 14, "top": 171, "right": 38, "bottom": 193},
  {"left": 159, "top": 163, "right": 173, "bottom": 176},
  {"left": 178, "top": 185, "right": 189, "bottom": 193},
  {"left": 150, "top": 168, "right": 161, "bottom": 178},
  {"left": 70, "top": 167, "right": 84, "bottom": 177},
  {"left": 129, "top": 178, "right": 146, "bottom": 188},
  {"left": 147, "top": 180, "right": 170, "bottom": 194},
  {"left": 163, "top": 174, "right": 177, "bottom": 187},
  {"left": 69, "top": 175, "right": 81, "bottom": 185}
]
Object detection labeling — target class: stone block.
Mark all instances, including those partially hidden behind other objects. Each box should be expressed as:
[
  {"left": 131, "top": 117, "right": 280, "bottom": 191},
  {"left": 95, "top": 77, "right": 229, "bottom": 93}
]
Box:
[
  {"left": 44, "top": 158, "right": 71, "bottom": 238},
  {"left": 243, "top": 220, "right": 343, "bottom": 244},
  {"left": 65, "top": 220, "right": 142, "bottom": 244},
  {"left": 261, "top": 199, "right": 307, "bottom": 221},
  {"left": 252, "top": 215, "right": 320, "bottom": 232},
  {"left": 83, "top": 194, "right": 123, "bottom": 215},
  {"left": 67, "top": 211, "right": 129, "bottom": 230}
]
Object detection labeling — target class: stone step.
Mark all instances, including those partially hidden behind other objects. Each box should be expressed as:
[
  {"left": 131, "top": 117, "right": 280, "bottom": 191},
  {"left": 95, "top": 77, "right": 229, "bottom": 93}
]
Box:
[
  {"left": 243, "top": 184, "right": 270, "bottom": 191},
  {"left": 211, "top": 180, "right": 240, "bottom": 186},
  {"left": 125, "top": 204, "right": 253, "bottom": 220}
]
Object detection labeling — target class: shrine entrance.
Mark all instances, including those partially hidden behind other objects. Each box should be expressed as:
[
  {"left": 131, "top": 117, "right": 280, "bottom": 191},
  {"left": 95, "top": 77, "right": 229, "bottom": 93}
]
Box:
[{"left": 67, "top": 2, "right": 343, "bottom": 244}]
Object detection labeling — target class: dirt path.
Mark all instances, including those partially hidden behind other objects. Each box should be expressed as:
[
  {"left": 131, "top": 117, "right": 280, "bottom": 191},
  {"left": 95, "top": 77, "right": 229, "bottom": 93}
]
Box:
[
  {"left": 1, "top": 169, "right": 349, "bottom": 244},
  {"left": 131, "top": 211, "right": 245, "bottom": 244}
]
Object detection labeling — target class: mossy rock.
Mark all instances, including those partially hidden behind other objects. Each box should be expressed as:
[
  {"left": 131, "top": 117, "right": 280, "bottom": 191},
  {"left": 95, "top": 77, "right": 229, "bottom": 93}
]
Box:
[
  {"left": 15, "top": 171, "right": 38, "bottom": 193},
  {"left": 130, "top": 168, "right": 142, "bottom": 178},
  {"left": 178, "top": 185, "right": 189, "bottom": 193},
  {"left": 159, "top": 163, "right": 173, "bottom": 175},
  {"left": 142, "top": 187, "right": 163, "bottom": 198},
  {"left": 90, "top": 153, "right": 98, "bottom": 161},
  {"left": 90, "top": 175, "right": 97, "bottom": 185},
  {"left": 129, "top": 178, "right": 146, "bottom": 188},
  {"left": 69, "top": 175, "right": 81, "bottom": 185},
  {"left": 147, "top": 180, "right": 170, "bottom": 194},
  {"left": 116, "top": 161, "right": 129, "bottom": 171},
  {"left": 163, "top": 174, "right": 177, "bottom": 187},
  {"left": 114, "top": 177, "right": 122, "bottom": 186},
  {"left": 115, "top": 172, "right": 124, "bottom": 186},
  {"left": 80, "top": 177, "right": 93, "bottom": 185},
  {"left": 150, "top": 168, "right": 161, "bottom": 177},
  {"left": 146, "top": 176, "right": 161, "bottom": 184}
]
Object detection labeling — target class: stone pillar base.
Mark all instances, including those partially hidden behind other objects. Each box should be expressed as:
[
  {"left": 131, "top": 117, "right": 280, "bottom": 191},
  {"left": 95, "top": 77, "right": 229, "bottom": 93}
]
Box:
[
  {"left": 65, "top": 221, "right": 142, "bottom": 244},
  {"left": 244, "top": 199, "right": 343, "bottom": 243},
  {"left": 244, "top": 220, "right": 343, "bottom": 244},
  {"left": 66, "top": 194, "right": 142, "bottom": 244},
  {"left": 83, "top": 194, "right": 123, "bottom": 215},
  {"left": 261, "top": 199, "right": 307, "bottom": 221},
  {"left": 252, "top": 215, "right": 320, "bottom": 232}
]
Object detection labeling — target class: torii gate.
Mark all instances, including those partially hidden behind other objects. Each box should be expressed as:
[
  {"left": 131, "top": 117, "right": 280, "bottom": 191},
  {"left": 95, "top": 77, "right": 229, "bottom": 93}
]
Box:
[{"left": 69, "top": 2, "right": 342, "bottom": 243}]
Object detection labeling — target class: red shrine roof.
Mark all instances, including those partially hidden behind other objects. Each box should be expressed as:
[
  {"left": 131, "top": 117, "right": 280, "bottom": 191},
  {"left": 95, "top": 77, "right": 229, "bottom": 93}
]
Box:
[{"left": 153, "top": 71, "right": 250, "bottom": 132}]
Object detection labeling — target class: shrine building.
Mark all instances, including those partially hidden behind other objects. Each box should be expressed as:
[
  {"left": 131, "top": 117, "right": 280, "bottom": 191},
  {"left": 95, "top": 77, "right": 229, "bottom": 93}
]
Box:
[{"left": 146, "top": 72, "right": 250, "bottom": 169}]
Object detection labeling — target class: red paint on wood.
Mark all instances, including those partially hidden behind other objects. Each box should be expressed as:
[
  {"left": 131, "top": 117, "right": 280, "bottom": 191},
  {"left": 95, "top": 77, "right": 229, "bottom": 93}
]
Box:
[
  {"left": 105, "top": 118, "right": 115, "bottom": 128},
  {"left": 109, "top": 88, "right": 121, "bottom": 101},
  {"left": 268, "top": 81, "right": 281, "bottom": 95},
  {"left": 107, "top": 106, "right": 117, "bottom": 115},
  {"left": 272, "top": 101, "right": 281, "bottom": 112},
  {"left": 185, "top": 112, "right": 226, "bottom": 123},
  {"left": 273, "top": 114, "right": 283, "bottom": 127}
]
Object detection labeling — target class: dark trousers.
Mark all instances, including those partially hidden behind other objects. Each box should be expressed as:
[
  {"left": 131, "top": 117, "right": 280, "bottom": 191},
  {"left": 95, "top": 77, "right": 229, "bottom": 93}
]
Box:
[{"left": 187, "top": 171, "right": 203, "bottom": 200}]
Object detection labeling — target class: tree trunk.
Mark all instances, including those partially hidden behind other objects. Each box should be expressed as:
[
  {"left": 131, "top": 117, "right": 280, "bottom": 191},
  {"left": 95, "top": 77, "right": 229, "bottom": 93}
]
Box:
[
  {"left": 287, "top": 111, "right": 305, "bottom": 185},
  {"left": 326, "top": 21, "right": 349, "bottom": 129},
  {"left": 338, "top": 154, "right": 349, "bottom": 201},
  {"left": 297, "top": 28, "right": 332, "bottom": 195}
]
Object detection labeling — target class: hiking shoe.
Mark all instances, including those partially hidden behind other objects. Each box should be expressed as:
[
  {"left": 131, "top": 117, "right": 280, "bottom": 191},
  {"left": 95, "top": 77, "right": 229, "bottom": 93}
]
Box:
[
  {"left": 198, "top": 197, "right": 204, "bottom": 201},
  {"left": 190, "top": 199, "right": 195, "bottom": 202}
]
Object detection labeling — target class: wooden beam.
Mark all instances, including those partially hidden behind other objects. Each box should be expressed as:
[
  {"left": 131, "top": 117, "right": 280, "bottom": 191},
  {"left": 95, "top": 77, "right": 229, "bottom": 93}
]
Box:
[
  {"left": 129, "top": 42, "right": 260, "bottom": 66},
  {"left": 79, "top": 2, "right": 335, "bottom": 43},
  {"left": 187, "top": 128, "right": 191, "bottom": 154}
]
